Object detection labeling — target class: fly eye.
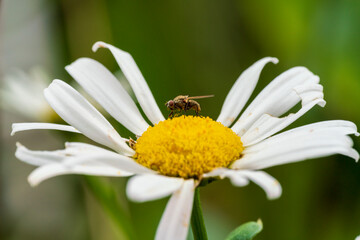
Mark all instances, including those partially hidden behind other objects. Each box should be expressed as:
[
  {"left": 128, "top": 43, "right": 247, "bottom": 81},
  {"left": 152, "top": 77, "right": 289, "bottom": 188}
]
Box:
[{"left": 169, "top": 100, "right": 174, "bottom": 107}]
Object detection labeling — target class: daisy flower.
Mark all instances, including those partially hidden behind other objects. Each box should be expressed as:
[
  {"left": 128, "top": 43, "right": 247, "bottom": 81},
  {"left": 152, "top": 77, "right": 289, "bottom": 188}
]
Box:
[
  {"left": 1, "top": 67, "right": 112, "bottom": 123},
  {"left": 12, "top": 41, "right": 359, "bottom": 240},
  {"left": 1, "top": 67, "right": 55, "bottom": 121}
]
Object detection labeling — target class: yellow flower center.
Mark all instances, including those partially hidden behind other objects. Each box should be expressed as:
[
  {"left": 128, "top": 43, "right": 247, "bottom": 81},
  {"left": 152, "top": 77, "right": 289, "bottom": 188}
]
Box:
[{"left": 134, "top": 116, "right": 244, "bottom": 179}]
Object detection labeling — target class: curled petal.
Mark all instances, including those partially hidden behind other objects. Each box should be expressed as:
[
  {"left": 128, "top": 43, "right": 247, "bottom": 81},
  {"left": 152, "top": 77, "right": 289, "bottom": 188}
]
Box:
[
  {"left": 217, "top": 57, "right": 278, "bottom": 127},
  {"left": 205, "top": 168, "right": 281, "bottom": 199},
  {"left": 226, "top": 170, "right": 282, "bottom": 200},
  {"left": 241, "top": 98, "right": 325, "bottom": 146},
  {"left": 232, "top": 67, "right": 325, "bottom": 142}
]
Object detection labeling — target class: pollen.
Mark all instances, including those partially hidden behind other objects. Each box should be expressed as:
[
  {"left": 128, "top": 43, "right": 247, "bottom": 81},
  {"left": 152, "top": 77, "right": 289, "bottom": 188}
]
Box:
[{"left": 134, "top": 116, "right": 244, "bottom": 178}]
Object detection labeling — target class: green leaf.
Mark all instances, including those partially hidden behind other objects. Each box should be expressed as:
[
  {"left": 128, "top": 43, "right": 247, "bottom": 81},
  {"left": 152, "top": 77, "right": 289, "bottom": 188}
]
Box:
[{"left": 225, "top": 219, "right": 263, "bottom": 240}]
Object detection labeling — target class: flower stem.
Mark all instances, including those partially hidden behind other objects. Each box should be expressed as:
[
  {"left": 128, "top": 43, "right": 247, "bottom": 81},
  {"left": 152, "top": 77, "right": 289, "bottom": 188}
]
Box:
[{"left": 191, "top": 187, "right": 208, "bottom": 240}]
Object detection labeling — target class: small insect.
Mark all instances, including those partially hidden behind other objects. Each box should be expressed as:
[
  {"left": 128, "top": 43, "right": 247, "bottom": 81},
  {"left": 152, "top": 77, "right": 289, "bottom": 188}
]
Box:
[
  {"left": 165, "top": 95, "right": 214, "bottom": 117},
  {"left": 128, "top": 137, "right": 136, "bottom": 150}
]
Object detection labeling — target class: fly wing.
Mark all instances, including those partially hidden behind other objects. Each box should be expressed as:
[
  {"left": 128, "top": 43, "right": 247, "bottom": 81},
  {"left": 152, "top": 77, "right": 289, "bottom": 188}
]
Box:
[
  {"left": 173, "top": 95, "right": 189, "bottom": 101},
  {"left": 187, "top": 95, "right": 214, "bottom": 100}
]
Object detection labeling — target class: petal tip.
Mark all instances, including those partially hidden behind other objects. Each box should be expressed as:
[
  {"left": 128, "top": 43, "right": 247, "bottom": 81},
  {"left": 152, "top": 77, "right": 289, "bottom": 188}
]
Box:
[
  {"left": 92, "top": 41, "right": 107, "bottom": 52},
  {"left": 318, "top": 100, "right": 326, "bottom": 107},
  {"left": 43, "top": 87, "right": 50, "bottom": 98},
  {"left": 11, "top": 124, "right": 17, "bottom": 136},
  {"left": 65, "top": 58, "right": 93, "bottom": 74},
  {"left": 64, "top": 65, "right": 71, "bottom": 72},
  {"left": 46, "top": 79, "right": 62, "bottom": 90},
  {"left": 14, "top": 143, "right": 23, "bottom": 158},
  {"left": 270, "top": 57, "right": 279, "bottom": 64},
  {"left": 27, "top": 174, "right": 39, "bottom": 187},
  {"left": 354, "top": 151, "right": 360, "bottom": 162},
  {"left": 15, "top": 142, "right": 23, "bottom": 148},
  {"left": 44, "top": 79, "right": 66, "bottom": 95},
  {"left": 268, "top": 191, "right": 282, "bottom": 200}
]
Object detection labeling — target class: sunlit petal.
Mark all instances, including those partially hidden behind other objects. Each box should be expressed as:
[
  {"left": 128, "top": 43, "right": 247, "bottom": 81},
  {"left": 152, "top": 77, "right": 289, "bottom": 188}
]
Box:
[
  {"left": 66, "top": 58, "right": 149, "bottom": 135},
  {"left": 44, "top": 80, "right": 134, "bottom": 155}
]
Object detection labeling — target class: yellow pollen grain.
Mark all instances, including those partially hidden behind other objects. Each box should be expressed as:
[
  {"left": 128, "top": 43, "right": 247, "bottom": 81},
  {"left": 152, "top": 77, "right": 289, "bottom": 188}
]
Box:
[{"left": 134, "top": 116, "right": 244, "bottom": 178}]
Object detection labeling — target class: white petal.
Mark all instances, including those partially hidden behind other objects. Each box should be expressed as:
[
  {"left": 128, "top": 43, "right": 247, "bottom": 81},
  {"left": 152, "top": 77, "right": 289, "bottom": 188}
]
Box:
[
  {"left": 241, "top": 99, "right": 325, "bottom": 146},
  {"left": 203, "top": 167, "right": 230, "bottom": 178},
  {"left": 92, "top": 41, "right": 165, "bottom": 125},
  {"left": 155, "top": 179, "right": 195, "bottom": 240},
  {"left": 232, "top": 67, "right": 325, "bottom": 139},
  {"left": 44, "top": 80, "right": 134, "bottom": 155},
  {"left": 11, "top": 123, "right": 80, "bottom": 136},
  {"left": 204, "top": 168, "right": 281, "bottom": 199},
  {"left": 205, "top": 168, "right": 251, "bottom": 186},
  {"left": 227, "top": 170, "right": 281, "bottom": 199},
  {"left": 62, "top": 153, "right": 154, "bottom": 175},
  {"left": 28, "top": 163, "right": 132, "bottom": 187},
  {"left": 64, "top": 142, "right": 118, "bottom": 154},
  {"left": 16, "top": 142, "right": 114, "bottom": 167},
  {"left": 224, "top": 173, "right": 250, "bottom": 186},
  {"left": 232, "top": 122, "right": 359, "bottom": 170},
  {"left": 244, "top": 120, "right": 359, "bottom": 153},
  {"left": 16, "top": 143, "right": 152, "bottom": 174},
  {"left": 217, "top": 57, "right": 278, "bottom": 126},
  {"left": 355, "top": 235, "right": 360, "bottom": 240},
  {"left": 21, "top": 142, "right": 157, "bottom": 186},
  {"left": 65, "top": 58, "right": 149, "bottom": 135},
  {"left": 126, "top": 175, "right": 184, "bottom": 202},
  {"left": 16, "top": 143, "right": 64, "bottom": 166}
]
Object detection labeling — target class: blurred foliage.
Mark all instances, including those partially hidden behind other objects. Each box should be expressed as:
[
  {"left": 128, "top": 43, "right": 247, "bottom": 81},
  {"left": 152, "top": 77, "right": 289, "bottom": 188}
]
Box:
[{"left": 1, "top": 0, "right": 360, "bottom": 240}]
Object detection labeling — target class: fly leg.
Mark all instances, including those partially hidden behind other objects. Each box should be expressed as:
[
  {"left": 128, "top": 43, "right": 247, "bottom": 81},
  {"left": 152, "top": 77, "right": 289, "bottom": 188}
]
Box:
[
  {"left": 183, "top": 99, "right": 189, "bottom": 115},
  {"left": 193, "top": 102, "right": 201, "bottom": 116}
]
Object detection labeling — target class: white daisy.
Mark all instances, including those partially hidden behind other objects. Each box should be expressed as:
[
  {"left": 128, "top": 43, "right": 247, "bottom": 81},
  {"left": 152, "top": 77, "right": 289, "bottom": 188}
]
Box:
[
  {"left": 1, "top": 67, "right": 113, "bottom": 123},
  {"left": 1, "top": 67, "right": 55, "bottom": 121},
  {"left": 12, "top": 41, "right": 359, "bottom": 240}
]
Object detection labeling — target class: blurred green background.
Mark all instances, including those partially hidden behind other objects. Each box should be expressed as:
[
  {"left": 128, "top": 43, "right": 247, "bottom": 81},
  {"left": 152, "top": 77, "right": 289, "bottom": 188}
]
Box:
[{"left": 1, "top": 0, "right": 360, "bottom": 239}]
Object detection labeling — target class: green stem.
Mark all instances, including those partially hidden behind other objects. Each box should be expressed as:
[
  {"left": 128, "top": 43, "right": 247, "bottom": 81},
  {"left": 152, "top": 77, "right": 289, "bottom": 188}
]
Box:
[
  {"left": 83, "top": 176, "right": 136, "bottom": 240},
  {"left": 191, "top": 187, "right": 208, "bottom": 240}
]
